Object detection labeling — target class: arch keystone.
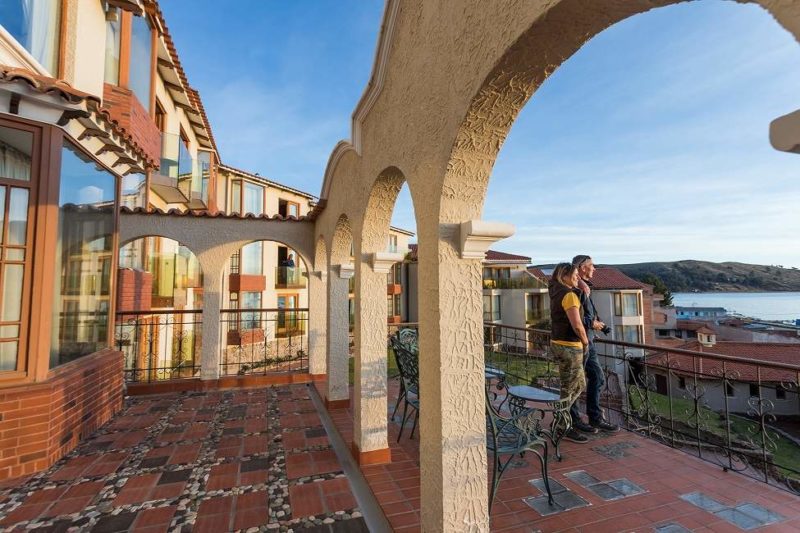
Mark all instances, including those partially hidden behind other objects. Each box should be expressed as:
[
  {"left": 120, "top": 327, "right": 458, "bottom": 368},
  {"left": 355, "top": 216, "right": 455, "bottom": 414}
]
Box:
[
  {"left": 459, "top": 220, "right": 515, "bottom": 259},
  {"left": 369, "top": 251, "right": 405, "bottom": 273}
]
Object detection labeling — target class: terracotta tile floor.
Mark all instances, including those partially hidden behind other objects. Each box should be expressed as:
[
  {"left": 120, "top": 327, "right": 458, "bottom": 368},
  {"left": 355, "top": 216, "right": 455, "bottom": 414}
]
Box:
[
  {"left": 322, "top": 379, "right": 800, "bottom": 532},
  {"left": 0, "top": 384, "right": 367, "bottom": 532}
]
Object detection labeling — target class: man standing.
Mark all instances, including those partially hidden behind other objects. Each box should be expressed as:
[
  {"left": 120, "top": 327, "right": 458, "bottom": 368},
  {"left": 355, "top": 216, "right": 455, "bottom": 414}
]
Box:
[{"left": 571, "top": 255, "right": 619, "bottom": 433}]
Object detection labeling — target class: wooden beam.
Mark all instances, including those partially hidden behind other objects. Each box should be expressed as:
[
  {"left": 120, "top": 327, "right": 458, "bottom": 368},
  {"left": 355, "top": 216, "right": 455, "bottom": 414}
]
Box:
[
  {"left": 173, "top": 101, "right": 200, "bottom": 115},
  {"left": 162, "top": 80, "right": 184, "bottom": 93},
  {"left": 78, "top": 127, "right": 111, "bottom": 140},
  {"left": 57, "top": 109, "right": 90, "bottom": 126},
  {"left": 96, "top": 144, "right": 126, "bottom": 156},
  {"left": 8, "top": 93, "right": 20, "bottom": 114},
  {"left": 157, "top": 57, "right": 174, "bottom": 69},
  {"left": 113, "top": 155, "right": 139, "bottom": 168}
]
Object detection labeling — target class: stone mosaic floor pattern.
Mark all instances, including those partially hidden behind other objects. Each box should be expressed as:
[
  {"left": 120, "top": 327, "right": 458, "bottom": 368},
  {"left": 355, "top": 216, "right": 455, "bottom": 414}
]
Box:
[{"left": 0, "top": 384, "right": 365, "bottom": 532}]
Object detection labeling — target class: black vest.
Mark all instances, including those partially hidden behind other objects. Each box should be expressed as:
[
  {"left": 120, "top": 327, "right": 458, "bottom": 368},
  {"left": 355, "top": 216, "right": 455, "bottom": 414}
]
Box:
[{"left": 549, "top": 281, "right": 583, "bottom": 343}]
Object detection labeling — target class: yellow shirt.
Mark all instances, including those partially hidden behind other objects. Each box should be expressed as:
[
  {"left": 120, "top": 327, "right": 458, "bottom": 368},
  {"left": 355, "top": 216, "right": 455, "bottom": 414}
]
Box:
[{"left": 551, "top": 291, "right": 583, "bottom": 349}]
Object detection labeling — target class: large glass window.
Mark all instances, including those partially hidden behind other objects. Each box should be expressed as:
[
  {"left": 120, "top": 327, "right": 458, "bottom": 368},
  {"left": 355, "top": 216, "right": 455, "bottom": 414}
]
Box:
[
  {"left": 483, "top": 294, "right": 501, "bottom": 322},
  {"left": 231, "top": 180, "right": 241, "bottom": 213},
  {"left": 121, "top": 172, "right": 146, "bottom": 208},
  {"left": 104, "top": 17, "right": 121, "bottom": 84},
  {"left": 51, "top": 141, "right": 117, "bottom": 367},
  {"left": 614, "top": 325, "right": 642, "bottom": 344},
  {"left": 241, "top": 291, "right": 261, "bottom": 330},
  {"left": 243, "top": 182, "right": 264, "bottom": 215},
  {"left": 614, "top": 292, "right": 641, "bottom": 316},
  {"left": 240, "top": 241, "right": 263, "bottom": 275},
  {"left": 0, "top": 125, "right": 32, "bottom": 371},
  {"left": 0, "top": 0, "right": 61, "bottom": 74},
  {"left": 129, "top": 14, "right": 152, "bottom": 111}
]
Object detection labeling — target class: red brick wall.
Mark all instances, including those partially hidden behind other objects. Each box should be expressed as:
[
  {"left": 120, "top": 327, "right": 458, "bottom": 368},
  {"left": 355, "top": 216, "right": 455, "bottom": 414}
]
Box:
[
  {"left": 117, "top": 268, "right": 153, "bottom": 312},
  {"left": 102, "top": 83, "right": 161, "bottom": 165},
  {"left": 229, "top": 274, "right": 266, "bottom": 292},
  {"left": 0, "top": 350, "right": 124, "bottom": 481}
]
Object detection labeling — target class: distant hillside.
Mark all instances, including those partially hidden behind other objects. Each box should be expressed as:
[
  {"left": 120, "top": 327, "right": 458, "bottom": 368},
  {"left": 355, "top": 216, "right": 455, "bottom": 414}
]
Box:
[{"left": 610, "top": 261, "right": 800, "bottom": 293}]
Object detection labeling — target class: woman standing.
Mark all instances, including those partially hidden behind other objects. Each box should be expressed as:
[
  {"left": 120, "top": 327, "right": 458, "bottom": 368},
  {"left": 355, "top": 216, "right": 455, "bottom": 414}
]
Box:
[{"left": 549, "top": 262, "right": 590, "bottom": 443}]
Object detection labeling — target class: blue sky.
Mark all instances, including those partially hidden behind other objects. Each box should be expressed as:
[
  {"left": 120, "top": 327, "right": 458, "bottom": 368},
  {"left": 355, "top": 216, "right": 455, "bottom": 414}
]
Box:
[{"left": 163, "top": 1, "right": 800, "bottom": 268}]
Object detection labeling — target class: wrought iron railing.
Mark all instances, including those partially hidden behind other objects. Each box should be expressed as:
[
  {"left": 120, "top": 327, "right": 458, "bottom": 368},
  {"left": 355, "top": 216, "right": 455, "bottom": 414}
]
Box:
[
  {"left": 219, "top": 308, "right": 308, "bottom": 375},
  {"left": 483, "top": 322, "right": 800, "bottom": 495},
  {"left": 115, "top": 309, "right": 202, "bottom": 383}
]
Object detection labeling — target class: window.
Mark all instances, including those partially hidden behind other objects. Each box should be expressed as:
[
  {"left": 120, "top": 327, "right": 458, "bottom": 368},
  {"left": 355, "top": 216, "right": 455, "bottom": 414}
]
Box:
[
  {"left": 51, "top": 140, "right": 117, "bottom": 368},
  {"left": 526, "top": 293, "right": 548, "bottom": 322},
  {"left": 394, "top": 294, "right": 401, "bottom": 318},
  {"left": 483, "top": 294, "right": 501, "bottom": 322},
  {"left": 240, "top": 242, "right": 263, "bottom": 275},
  {"left": 154, "top": 101, "right": 166, "bottom": 132},
  {"left": 776, "top": 385, "right": 786, "bottom": 400},
  {"left": 614, "top": 325, "right": 642, "bottom": 343},
  {"left": 104, "top": 16, "right": 121, "bottom": 84},
  {"left": 240, "top": 292, "right": 261, "bottom": 330},
  {"left": 393, "top": 263, "right": 402, "bottom": 284},
  {"left": 0, "top": 124, "right": 33, "bottom": 371},
  {"left": 0, "top": 0, "right": 61, "bottom": 74},
  {"left": 386, "top": 295, "right": 393, "bottom": 316},
  {"left": 277, "top": 294, "right": 299, "bottom": 336},
  {"left": 749, "top": 384, "right": 760, "bottom": 398},
  {"left": 129, "top": 14, "right": 153, "bottom": 111},
  {"left": 614, "top": 292, "right": 640, "bottom": 316},
  {"left": 725, "top": 382, "right": 735, "bottom": 398},
  {"left": 231, "top": 180, "right": 241, "bottom": 213},
  {"left": 230, "top": 250, "right": 241, "bottom": 275},
  {"left": 388, "top": 235, "right": 398, "bottom": 253},
  {"left": 278, "top": 199, "right": 300, "bottom": 218},
  {"left": 120, "top": 173, "right": 145, "bottom": 208},
  {"left": 243, "top": 182, "right": 264, "bottom": 215},
  {"left": 678, "top": 376, "right": 686, "bottom": 390}
]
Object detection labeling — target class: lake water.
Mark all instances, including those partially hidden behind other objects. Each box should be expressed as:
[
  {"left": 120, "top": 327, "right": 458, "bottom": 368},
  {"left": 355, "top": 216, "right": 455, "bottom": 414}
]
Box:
[{"left": 672, "top": 292, "right": 800, "bottom": 322}]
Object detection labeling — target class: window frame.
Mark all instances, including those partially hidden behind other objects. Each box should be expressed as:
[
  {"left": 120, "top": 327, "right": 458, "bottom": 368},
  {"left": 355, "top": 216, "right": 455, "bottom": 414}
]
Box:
[{"left": 0, "top": 119, "right": 40, "bottom": 379}]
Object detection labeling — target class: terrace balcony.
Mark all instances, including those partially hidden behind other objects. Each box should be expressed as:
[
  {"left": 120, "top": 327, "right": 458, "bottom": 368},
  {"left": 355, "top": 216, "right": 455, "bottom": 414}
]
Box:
[
  {"left": 483, "top": 274, "right": 548, "bottom": 290},
  {"left": 3, "top": 317, "right": 798, "bottom": 531}
]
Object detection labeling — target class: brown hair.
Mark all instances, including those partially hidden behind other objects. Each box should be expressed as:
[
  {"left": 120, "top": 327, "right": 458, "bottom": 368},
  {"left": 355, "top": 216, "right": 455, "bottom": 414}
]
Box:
[{"left": 552, "top": 262, "right": 578, "bottom": 286}]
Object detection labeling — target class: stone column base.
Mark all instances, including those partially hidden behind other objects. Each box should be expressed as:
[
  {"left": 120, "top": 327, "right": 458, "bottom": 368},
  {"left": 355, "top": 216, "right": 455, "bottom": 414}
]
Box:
[
  {"left": 325, "top": 397, "right": 350, "bottom": 409},
  {"left": 351, "top": 442, "right": 391, "bottom": 466}
]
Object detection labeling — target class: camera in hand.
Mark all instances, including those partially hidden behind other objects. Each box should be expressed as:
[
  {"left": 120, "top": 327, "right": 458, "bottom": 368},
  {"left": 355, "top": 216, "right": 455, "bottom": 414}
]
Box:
[{"left": 600, "top": 325, "right": 612, "bottom": 336}]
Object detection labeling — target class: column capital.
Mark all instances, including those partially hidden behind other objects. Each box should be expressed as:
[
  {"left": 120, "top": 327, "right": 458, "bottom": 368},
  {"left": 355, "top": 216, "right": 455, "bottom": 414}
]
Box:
[
  {"left": 459, "top": 220, "right": 515, "bottom": 260},
  {"left": 333, "top": 263, "right": 354, "bottom": 279},
  {"left": 369, "top": 251, "right": 405, "bottom": 273},
  {"left": 311, "top": 270, "right": 327, "bottom": 280}
]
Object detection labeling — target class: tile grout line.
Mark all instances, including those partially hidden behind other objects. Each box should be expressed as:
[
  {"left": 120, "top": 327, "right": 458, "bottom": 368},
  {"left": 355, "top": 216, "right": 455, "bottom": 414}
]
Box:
[{"left": 307, "top": 384, "right": 392, "bottom": 533}]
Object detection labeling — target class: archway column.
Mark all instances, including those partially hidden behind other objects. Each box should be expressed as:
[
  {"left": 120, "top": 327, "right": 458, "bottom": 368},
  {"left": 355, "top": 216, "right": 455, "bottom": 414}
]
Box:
[
  {"left": 325, "top": 263, "right": 352, "bottom": 408},
  {"left": 418, "top": 220, "right": 513, "bottom": 532},
  {"left": 197, "top": 255, "right": 224, "bottom": 381},
  {"left": 352, "top": 251, "right": 403, "bottom": 465},
  {"left": 308, "top": 270, "right": 328, "bottom": 376}
]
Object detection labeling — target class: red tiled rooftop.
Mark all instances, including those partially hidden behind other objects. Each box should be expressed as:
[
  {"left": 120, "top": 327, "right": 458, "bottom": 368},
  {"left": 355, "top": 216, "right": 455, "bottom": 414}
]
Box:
[
  {"left": 590, "top": 267, "right": 649, "bottom": 290},
  {"left": 648, "top": 340, "right": 800, "bottom": 382}
]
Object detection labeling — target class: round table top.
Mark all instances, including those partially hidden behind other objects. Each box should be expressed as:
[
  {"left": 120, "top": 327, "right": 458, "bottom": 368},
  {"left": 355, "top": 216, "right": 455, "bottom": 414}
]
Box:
[
  {"left": 507, "top": 384, "right": 560, "bottom": 403},
  {"left": 484, "top": 366, "right": 505, "bottom": 379}
]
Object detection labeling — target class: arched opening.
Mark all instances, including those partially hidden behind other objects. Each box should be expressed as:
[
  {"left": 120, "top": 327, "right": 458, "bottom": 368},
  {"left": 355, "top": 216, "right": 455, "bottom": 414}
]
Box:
[
  {"left": 115, "top": 236, "right": 203, "bottom": 383},
  {"left": 219, "top": 239, "right": 311, "bottom": 376},
  {"left": 436, "top": 0, "right": 800, "bottom": 510},
  {"left": 325, "top": 214, "right": 355, "bottom": 404}
]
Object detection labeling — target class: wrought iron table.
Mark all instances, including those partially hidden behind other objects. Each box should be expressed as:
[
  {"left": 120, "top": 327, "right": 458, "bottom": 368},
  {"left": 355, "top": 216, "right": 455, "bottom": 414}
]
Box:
[{"left": 506, "top": 384, "right": 572, "bottom": 460}]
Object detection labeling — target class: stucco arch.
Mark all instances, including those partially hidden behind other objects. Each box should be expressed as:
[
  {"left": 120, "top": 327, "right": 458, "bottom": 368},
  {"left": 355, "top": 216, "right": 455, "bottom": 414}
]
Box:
[
  {"left": 328, "top": 214, "right": 353, "bottom": 267},
  {"left": 313, "top": 1, "right": 800, "bottom": 529}
]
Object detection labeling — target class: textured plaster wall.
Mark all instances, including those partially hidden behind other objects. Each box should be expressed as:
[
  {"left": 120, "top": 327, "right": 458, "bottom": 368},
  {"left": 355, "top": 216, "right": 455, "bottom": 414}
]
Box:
[
  {"left": 308, "top": 237, "right": 329, "bottom": 375},
  {"left": 325, "top": 216, "right": 354, "bottom": 403},
  {"left": 313, "top": 1, "right": 800, "bottom": 530}
]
